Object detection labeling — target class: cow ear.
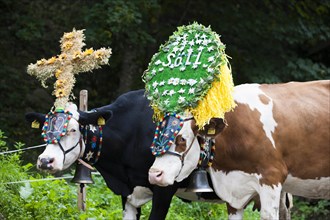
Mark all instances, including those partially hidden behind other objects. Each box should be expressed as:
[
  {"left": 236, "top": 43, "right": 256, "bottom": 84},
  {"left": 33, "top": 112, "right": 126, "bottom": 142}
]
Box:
[
  {"left": 25, "top": 112, "right": 46, "bottom": 129},
  {"left": 199, "top": 118, "right": 226, "bottom": 137},
  {"left": 78, "top": 110, "right": 113, "bottom": 126}
]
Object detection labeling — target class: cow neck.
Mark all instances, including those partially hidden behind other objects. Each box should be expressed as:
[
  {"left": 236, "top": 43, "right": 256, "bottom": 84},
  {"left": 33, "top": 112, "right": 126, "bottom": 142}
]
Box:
[{"left": 81, "top": 124, "right": 103, "bottom": 165}]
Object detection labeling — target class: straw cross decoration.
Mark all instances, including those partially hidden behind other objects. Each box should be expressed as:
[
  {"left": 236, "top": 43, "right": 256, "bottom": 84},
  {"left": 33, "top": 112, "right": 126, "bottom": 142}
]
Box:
[{"left": 27, "top": 29, "right": 112, "bottom": 109}]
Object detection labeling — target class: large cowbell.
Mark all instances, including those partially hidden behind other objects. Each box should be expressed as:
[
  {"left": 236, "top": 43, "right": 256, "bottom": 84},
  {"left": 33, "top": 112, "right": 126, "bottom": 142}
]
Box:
[
  {"left": 150, "top": 113, "right": 183, "bottom": 156},
  {"left": 185, "top": 168, "right": 213, "bottom": 193},
  {"left": 42, "top": 111, "right": 72, "bottom": 144},
  {"left": 186, "top": 137, "right": 214, "bottom": 195},
  {"left": 71, "top": 162, "right": 94, "bottom": 184}
]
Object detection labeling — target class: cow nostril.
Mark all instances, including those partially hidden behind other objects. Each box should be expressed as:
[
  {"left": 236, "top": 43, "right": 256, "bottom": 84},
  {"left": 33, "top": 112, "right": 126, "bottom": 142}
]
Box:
[
  {"left": 40, "top": 157, "right": 54, "bottom": 165},
  {"left": 39, "top": 157, "right": 54, "bottom": 170},
  {"left": 156, "top": 171, "right": 163, "bottom": 177}
]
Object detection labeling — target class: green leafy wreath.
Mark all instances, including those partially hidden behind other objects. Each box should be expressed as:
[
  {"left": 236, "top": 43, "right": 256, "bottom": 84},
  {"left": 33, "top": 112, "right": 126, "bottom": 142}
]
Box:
[{"left": 143, "top": 22, "right": 236, "bottom": 128}]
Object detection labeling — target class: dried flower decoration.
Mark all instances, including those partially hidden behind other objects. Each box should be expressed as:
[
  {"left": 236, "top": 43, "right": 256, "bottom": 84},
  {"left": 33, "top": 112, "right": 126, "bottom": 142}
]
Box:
[
  {"left": 55, "top": 69, "right": 62, "bottom": 78},
  {"left": 27, "top": 29, "right": 112, "bottom": 109}
]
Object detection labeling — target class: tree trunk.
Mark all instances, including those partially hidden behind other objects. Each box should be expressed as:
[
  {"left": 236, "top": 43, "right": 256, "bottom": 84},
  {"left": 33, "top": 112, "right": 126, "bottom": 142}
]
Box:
[{"left": 117, "top": 45, "right": 137, "bottom": 94}]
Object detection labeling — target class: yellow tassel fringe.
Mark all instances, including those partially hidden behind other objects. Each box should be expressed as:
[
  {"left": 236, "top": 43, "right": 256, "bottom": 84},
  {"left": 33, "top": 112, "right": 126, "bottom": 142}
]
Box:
[
  {"left": 190, "top": 64, "right": 236, "bottom": 128},
  {"left": 151, "top": 104, "right": 164, "bottom": 122}
]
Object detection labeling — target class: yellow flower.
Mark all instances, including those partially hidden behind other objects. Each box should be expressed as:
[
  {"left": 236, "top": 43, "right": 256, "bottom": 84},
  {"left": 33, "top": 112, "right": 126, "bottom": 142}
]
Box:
[
  {"left": 83, "top": 48, "right": 94, "bottom": 56},
  {"left": 58, "top": 54, "right": 67, "bottom": 61},
  {"left": 47, "top": 56, "right": 57, "bottom": 64},
  {"left": 63, "top": 42, "right": 73, "bottom": 50},
  {"left": 55, "top": 89, "right": 66, "bottom": 98},
  {"left": 64, "top": 32, "right": 74, "bottom": 39},
  {"left": 73, "top": 51, "right": 82, "bottom": 59},
  {"left": 37, "top": 58, "right": 47, "bottom": 66},
  {"left": 95, "top": 51, "right": 103, "bottom": 59},
  {"left": 55, "top": 69, "right": 62, "bottom": 78},
  {"left": 55, "top": 79, "right": 65, "bottom": 88}
]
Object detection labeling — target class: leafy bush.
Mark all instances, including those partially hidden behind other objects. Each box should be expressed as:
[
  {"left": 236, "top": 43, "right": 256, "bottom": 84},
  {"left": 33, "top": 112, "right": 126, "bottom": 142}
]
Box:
[
  {"left": 292, "top": 197, "right": 330, "bottom": 220},
  {"left": 0, "top": 155, "right": 122, "bottom": 219},
  {"left": 0, "top": 131, "right": 32, "bottom": 219},
  {"left": 0, "top": 129, "right": 121, "bottom": 219},
  {"left": 140, "top": 197, "right": 260, "bottom": 220}
]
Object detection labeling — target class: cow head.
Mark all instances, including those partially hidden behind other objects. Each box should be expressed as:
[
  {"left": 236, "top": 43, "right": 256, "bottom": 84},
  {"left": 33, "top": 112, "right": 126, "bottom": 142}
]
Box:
[
  {"left": 25, "top": 103, "right": 112, "bottom": 173},
  {"left": 148, "top": 117, "right": 224, "bottom": 186}
]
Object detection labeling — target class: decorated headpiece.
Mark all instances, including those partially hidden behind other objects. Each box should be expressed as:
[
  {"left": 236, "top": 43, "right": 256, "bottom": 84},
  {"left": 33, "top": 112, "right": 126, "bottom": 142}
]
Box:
[
  {"left": 41, "top": 109, "right": 73, "bottom": 144},
  {"left": 143, "top": 22, "right": 236, "bottom": 129},
  {"left": 27, "top": 29, "right": 112, "bottom": 110},
  {"left": 150, "top": 113, "right": 184, "bottom": 156},
  {"left": 143, "top": 23, "right": 236, "bottom": 156}
]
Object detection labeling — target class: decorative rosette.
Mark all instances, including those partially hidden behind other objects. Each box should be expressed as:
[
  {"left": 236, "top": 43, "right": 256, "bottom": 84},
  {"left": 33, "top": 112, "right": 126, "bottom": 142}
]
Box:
[
  {"left": 143, "top": 22, "right": 236, "bottom": 129},
  {"left": 41, "top": 109, "right": 73, "bottom": 144}
]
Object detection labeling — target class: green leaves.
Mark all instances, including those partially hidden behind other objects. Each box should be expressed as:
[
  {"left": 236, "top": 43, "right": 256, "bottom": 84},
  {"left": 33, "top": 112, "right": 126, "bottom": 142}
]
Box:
[
  {"left": 19, "top": 182, "right": 33, "bottom": 199},
  {"left": 286, "top": 58, "right": 330, "bottom": 80},
  {"left": 292, "top": 197, "right": 330, "bottom": 220}
]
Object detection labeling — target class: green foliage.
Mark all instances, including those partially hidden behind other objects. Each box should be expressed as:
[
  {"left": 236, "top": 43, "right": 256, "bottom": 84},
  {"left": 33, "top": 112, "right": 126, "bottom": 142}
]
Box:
[
  {"left": 0, "top": 130, "right": 122, "bottom": 219},
  {"left": 0, "top": 131, "right": 7, "bottom": 149},
  {"left": 86, "top": 0, "right": 157, "bottom": 48},
  {"left": 0, "top": 140, "right": 31, "bottom": 219},
  {"left": 292, "top": 197, "right": 330, "bottom": 220},
  {"left": 78, "top": 176, "right": 123, "bottom": 220},
  {"left": 285, "top": 58, "right": 330, "bottom": 81}
]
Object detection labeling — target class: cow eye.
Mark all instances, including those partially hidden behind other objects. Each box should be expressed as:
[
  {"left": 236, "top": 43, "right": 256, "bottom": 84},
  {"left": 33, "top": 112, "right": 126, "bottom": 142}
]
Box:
[
  {"left": 177, "top": 136, "right": 185, "bottom": 143},
  {"left": 175, "top": 135, "right": 186, "bottom": 146},
  {"left": 70, "top": 128, "right": 76, "bottom": 132}
]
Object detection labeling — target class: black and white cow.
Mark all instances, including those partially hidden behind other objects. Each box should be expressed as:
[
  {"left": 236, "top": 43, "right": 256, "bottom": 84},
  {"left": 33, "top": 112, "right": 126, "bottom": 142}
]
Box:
[
  {"left": 26, "top": 89, "right": 228, "bottom": 219},
  {"left": 26, "top": 89, "right": 291, "bottom": 219}
]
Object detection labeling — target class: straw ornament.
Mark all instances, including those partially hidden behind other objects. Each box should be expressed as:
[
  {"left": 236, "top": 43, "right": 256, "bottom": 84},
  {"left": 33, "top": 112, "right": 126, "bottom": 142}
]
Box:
[{"left": 27, "top": 29, "right": 112, "bottom": 110}]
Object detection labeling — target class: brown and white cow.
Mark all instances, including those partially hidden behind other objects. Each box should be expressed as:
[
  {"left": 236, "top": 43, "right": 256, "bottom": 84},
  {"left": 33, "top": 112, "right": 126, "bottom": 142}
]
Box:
[{"left": 149, "top": 80, "right": 330, "bottom": 219}]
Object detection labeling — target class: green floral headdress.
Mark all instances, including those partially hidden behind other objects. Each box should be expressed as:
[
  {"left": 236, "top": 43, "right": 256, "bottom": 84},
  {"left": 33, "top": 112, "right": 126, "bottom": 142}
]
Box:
[{"left": 143, "top": 23, "right": 236, "bottom": 128}]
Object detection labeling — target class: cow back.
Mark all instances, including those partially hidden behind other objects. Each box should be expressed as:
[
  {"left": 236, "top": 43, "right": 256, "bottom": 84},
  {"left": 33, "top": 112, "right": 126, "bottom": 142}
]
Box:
[{"left": 213, "top": 80, "right": 330, "bottom": 186}]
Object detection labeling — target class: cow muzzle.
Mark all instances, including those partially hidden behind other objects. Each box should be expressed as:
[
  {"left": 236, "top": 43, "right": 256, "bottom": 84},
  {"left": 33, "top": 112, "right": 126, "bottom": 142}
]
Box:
[
  {"left": 148, "top": 168, "right": 163, "bottom": 185},
  {"left": 148, "top": 167, "right": 174, "bottom": 186},
  {"left": 38, "top": 156, "right": 55, "bottom": 170}
]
